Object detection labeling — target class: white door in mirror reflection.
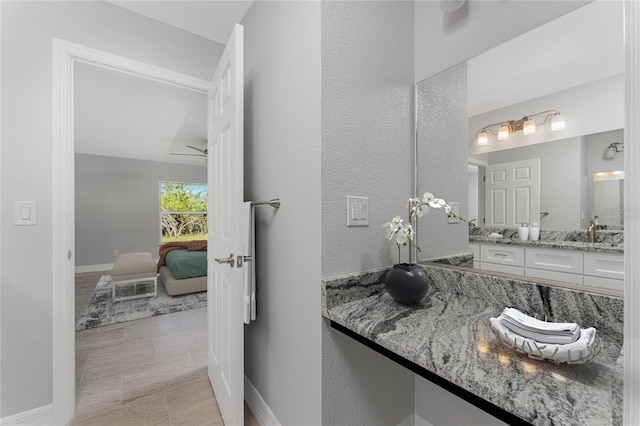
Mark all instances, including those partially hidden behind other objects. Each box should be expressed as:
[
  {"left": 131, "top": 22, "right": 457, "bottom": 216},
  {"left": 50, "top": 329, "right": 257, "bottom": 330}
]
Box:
[{"left": 486, "top": 158, "right": 540, "bottom": 226}]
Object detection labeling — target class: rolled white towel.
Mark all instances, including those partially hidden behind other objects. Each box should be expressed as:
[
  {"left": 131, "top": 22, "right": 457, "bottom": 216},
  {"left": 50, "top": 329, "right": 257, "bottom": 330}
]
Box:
[
  {"left": 501, "top": 307, "right": 578, "bottom": 336},
  {"left": 489, "top": 317, "right": 596, "bottom": 364},
  {"left": 500, "top": 319, "right": 579, "bottom": 344}
]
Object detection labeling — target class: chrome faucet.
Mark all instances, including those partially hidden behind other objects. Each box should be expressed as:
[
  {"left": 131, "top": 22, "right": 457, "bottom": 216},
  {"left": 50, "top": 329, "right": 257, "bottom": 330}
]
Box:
[{"left": 587, "top": 217, "right": 597, "bottom": 243}]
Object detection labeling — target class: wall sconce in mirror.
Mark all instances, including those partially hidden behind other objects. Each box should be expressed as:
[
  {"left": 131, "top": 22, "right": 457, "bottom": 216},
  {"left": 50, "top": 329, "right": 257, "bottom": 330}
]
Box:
[
  {"left": 605, "top": 142, "right": 624, "bottom": 159},
  {"left": 477, "top": 110, "right": 565, "bottom": 145}
]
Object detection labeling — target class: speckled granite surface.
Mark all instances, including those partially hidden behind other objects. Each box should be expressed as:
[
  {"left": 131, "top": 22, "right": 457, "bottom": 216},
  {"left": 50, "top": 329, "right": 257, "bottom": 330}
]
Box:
[
  {"left": 469, "top": 227, "right": 623, "bottom": 253},
  {"left": 322, "top": 264, "right": 623, "bottom": 426}
]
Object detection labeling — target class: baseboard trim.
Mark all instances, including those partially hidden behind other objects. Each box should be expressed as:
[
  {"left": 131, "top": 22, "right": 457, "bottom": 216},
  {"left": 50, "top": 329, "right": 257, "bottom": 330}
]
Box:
[
  {"left": 1, "top": 404, "right": 53, "bottom": 426},
  {"left": 245, "top": 375, "right": 281, "bottom": 426},
  {"left": 75, "top": 263, "right": 113, "bottom": 274}
]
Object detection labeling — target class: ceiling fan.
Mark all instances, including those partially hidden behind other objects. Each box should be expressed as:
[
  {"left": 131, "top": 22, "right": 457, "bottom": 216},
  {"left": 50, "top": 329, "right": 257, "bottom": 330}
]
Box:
[{"left": 170, "top": 145, "right": 208, "bottom": 158}]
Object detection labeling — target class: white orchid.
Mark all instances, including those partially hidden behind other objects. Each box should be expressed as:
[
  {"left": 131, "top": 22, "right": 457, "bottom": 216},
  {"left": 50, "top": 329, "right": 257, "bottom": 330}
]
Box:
[
  {"left": 383, "top": 215, "right": 403, "bottom": 241},
  {"left": 396, "top": 223, "right": 413, "bottom": 245},
  {"left": 384, "top": 191, "right": 465, "bottom": 265}
]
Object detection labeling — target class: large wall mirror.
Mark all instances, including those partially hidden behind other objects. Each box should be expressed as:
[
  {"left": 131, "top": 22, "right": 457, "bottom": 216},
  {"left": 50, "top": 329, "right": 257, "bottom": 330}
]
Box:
[{"left": 416, "top": 1, "right": 624, "bottom": 290}]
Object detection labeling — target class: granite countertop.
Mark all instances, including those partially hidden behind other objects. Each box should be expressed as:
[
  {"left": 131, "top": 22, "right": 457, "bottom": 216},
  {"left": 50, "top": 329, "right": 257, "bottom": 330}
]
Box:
[
  {"left": 322, "top": 266, "right": 623, "bottom": 425},
  {"left": 468, "top": 235, "right": 624, "bottom": 254}
]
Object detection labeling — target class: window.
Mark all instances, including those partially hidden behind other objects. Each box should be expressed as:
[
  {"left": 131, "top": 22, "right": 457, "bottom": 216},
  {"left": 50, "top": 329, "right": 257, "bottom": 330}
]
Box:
[{"left": 160, "top": 182, "right": 208, "bottom": 243}]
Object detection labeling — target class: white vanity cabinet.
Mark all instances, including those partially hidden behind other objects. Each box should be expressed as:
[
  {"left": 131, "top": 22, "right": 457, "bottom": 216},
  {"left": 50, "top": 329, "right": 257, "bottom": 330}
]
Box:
[
  {"left": 469, "top": 242, "right": 623, "bottom": 292},
  {"left": 525, "top": 247, "right": 584, "bottom": 285},
  {"left": 583, "top": 252, "right": 624, "bottom": 292},
  {"left": 480, "top": 245, "right": 525, "bottom": 275}
]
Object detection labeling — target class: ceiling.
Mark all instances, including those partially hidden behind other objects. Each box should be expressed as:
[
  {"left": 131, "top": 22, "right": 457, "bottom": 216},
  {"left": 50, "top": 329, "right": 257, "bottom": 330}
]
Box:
[
  {"left": 74, "top": 62, "right": 208, "bottom": 165},
  {"left": 77, "top": 1, "right": 622, "bottom": 166},
  {"left": 76, "top": 1, "right": 253, "bottom": 166},
  {"left": 107, "top": 1, "right": 253, "bottom": 45}
]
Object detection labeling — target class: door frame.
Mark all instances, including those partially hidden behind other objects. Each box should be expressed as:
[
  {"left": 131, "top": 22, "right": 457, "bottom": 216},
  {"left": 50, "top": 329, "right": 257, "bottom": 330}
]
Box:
[{"left": 51, "top": 39, "right": 209, "bottom": 425}]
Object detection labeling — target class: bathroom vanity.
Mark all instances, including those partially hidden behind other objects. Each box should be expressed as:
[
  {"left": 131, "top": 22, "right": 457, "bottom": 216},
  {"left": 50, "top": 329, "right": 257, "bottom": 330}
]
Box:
[
  {"left": 322, "top": 264, "right": 623, "bottom": 425},
  {"left": 469, "top": 228, "right": 624, "bottom": 293}
]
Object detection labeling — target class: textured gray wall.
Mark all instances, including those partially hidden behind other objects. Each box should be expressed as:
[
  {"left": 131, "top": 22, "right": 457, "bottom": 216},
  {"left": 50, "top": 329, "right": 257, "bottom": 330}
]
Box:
[
  {"left": 242, "top": 2, "right": 322, "bottom": 424},
  {"left": 0, "top": 1, "right": 219, "bottom": 416},
  {"left": 75, "top": 154, "right": 207, "bottom": 266},
  {"left": 321, "top": 0, "right": 415, "bottom": 277},
  {"left": 321, "top": 2, "right": 415, "bottom": 424},
  {"left": 416, "top": 63, "right": 469, "bottom": 260}
]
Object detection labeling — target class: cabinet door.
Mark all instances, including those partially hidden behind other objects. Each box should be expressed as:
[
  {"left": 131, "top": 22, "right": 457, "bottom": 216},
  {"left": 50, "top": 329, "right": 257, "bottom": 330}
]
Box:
[
  {"left": 583, "top": 252, "right": 624, "bottom": 280},
  {"left": 525, "top": 247, "right": 583, "bottom": 274},
  {"left": 583, "top": 275, "right": 624, "bottom": 292},
  {"left": 481, "top": 245, "right": 525, "bottom": 267}
]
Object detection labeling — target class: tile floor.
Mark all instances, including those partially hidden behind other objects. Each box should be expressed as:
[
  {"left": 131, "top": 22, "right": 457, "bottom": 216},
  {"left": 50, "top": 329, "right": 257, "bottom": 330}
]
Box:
[{"left": 72, "top": 271, "right": 259, "bottom": 425}]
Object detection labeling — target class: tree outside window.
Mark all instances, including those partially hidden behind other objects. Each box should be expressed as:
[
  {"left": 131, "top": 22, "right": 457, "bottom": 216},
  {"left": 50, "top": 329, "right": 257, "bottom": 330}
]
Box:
[{"left": 160, "top": 182, "right": 208, "bottom": 243}]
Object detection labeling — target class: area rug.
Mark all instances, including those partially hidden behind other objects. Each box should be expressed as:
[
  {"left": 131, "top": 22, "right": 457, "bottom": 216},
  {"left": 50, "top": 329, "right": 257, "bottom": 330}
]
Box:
[{"left": 76, "top": 275, "right": 207, "bottom": 331}]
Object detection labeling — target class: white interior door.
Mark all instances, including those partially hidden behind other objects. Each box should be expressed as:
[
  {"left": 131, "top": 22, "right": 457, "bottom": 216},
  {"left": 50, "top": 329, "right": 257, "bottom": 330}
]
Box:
[
  {"left": 207, "top": 23, "right": 244, "bottom": 426},
  {"left": 485, "top": 158, "right": 540, "bottom": 227}
]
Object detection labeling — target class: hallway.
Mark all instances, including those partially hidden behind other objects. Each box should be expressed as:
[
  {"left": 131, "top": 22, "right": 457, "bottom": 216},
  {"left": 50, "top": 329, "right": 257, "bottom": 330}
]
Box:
[{"left": 72, "top": 272, "right": 258, "bottom": 425}]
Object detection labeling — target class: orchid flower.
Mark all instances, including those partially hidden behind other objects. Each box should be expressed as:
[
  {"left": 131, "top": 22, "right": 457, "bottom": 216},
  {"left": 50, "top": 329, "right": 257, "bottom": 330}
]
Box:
[{"left": 384, "top": 191, "right": 465, "bottom": 265}]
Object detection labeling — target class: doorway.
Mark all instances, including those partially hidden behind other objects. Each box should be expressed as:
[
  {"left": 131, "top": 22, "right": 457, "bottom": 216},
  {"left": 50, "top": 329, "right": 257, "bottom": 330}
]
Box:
[{"left": 52, "top": 39, "right": 209, "bottom": 425}]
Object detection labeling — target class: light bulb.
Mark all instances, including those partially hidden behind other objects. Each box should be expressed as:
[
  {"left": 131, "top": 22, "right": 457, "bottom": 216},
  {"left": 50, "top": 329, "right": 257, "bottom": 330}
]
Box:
[
  {"left": 551, "top": 113, "right": 565, "bottom": 131},
  {"left": 523, "top": 118, "right": 536, "bottom": 135},
  {"left": 498, "top": 124, "right": 510, "bottom": 141},
  {"left": 477, "top": 131, "right": 488, "bottom": 145}
]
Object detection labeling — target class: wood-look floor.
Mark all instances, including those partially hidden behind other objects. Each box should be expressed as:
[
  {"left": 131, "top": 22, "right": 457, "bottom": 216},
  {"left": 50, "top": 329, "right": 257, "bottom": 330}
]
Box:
[{"left": 72, "top": 271, "right": 258, "bottom": 425}]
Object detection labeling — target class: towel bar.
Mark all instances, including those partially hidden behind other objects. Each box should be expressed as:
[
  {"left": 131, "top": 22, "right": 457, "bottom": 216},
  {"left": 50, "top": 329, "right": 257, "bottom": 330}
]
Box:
[{"left": 251, "top": 198, "right": 281, "bottom": 209}]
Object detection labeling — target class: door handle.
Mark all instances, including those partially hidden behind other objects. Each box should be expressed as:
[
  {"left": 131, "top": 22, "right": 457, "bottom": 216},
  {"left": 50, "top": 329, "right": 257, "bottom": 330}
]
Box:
[
  {"left": 236, "top": 255, "right": 253, "bottom": 268},
  {"left": 215, "top": 253, "right": 235, "bottom": 268}
]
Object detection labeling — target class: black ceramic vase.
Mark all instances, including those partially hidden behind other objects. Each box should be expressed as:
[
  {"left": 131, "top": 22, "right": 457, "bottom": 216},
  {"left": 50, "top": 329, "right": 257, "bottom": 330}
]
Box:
[{"left": 385, "top": 263, "right": 429, "bottom": 304}]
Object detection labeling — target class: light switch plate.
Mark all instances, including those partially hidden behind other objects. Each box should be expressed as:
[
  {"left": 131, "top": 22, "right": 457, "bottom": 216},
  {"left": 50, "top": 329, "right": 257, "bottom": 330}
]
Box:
[
  {"left": 347, "top": 196, "right": 369, "bottom": 227},
  {"left": 448, "top": 202, "right": 460, "bottom": 224},
  {"left": 14, "top": 201, "right": 37, "bottom": 226}
]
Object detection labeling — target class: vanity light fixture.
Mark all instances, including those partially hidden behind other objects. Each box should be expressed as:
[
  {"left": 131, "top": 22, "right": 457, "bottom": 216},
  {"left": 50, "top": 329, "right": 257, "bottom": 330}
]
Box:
[
  {"left": 477, "top": 110, "right": 565, "bottom": 145},
  {"left": 605, "top": 142, "right": 624, "bottom": 159}
]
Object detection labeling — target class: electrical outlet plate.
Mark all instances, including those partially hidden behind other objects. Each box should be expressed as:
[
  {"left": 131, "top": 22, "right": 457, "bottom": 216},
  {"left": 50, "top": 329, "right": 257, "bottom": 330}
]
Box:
[
  {"left": 347, "top": 196, "right": 369, "bottom": 227},
  {"left": 448, "top": 202, "right": 460, "bottom": 224}
]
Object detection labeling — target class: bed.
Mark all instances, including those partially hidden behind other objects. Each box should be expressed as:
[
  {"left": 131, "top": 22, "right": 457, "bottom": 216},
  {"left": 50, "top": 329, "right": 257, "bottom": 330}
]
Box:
[{"left": 157, "top": 241, "right": 208, "bottom": 296}]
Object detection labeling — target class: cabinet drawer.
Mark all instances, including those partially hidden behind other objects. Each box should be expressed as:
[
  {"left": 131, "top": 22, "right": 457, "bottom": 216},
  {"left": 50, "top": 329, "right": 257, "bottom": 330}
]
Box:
[
  {"left": 469, "top": 243, "right": 480, "bottom": 261},
  {"left": 525, "top": 247, "right": 583, "bottom": 274},
  {"left": 525, "top": 268, "right": 583, "bottom": 285},
  {"left": 583, "top": 275, "right": 624, "bottom": 292},
  {"left": 480, "top": 245, "right": 525, "bottom": 267},
  {"left": 480, "top": 262, "right": 524, "bottom": 276},
  {"left": 583, "top": 252, "right": 624, "bottom": 280}
]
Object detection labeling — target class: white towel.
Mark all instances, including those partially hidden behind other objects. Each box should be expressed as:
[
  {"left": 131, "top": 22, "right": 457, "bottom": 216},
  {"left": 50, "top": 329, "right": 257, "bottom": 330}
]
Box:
[
  {"left": 500, "top": 307, "right": 579, "bottom": 344},
  {"left": 242, "top": 202, "right": 256, "bottom": 325},
  {"left": 490, "top": 317, "right": 596, "bottom": 364}
]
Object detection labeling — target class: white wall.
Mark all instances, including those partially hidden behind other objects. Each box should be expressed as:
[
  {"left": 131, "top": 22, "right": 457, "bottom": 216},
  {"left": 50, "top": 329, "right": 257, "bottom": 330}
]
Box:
[
  {"left": 321, "top": 1, "right": 416, "bottom": 424},
  {"left": 75, "top": 154, "right": 207, "bottom": 267},
  {"left": 242, "top": 2, "right": 322, "bottom": 424},
  {"left": 486, "top": 137, "right": 587, "bottom": 229},
  {"left": 587, "top": 128, "right": 625, "bottom": 174},
  {"left": 0, "top": 1, "right": 219, "bottom": 417}
]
